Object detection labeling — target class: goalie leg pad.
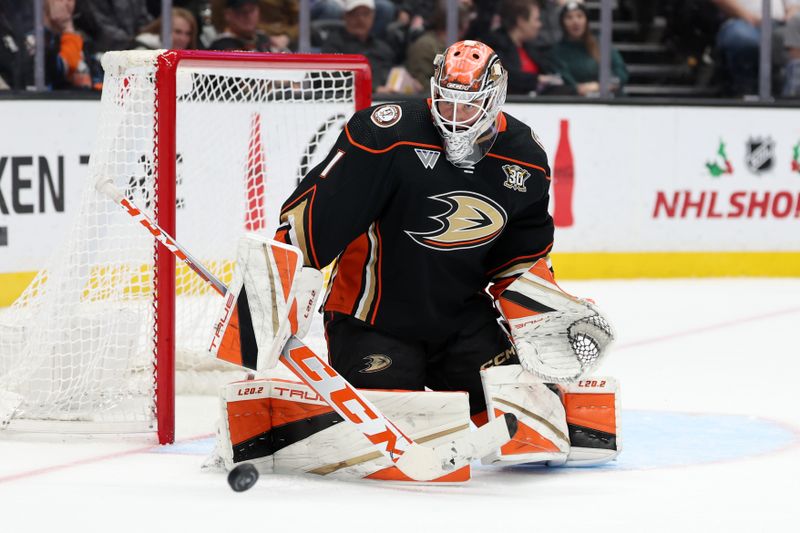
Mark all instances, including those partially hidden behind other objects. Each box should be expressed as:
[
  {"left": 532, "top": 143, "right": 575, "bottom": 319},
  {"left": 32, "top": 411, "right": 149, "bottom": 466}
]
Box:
[
  {"left": 480, "top": 365, "right": 569, "bottom": 465},
  {"left": 212, "top": 377, "right": 474, "bottom": 483},
  {"left": 207, "top": 235, "right": 304, "bottom": 371},
  {"left": 558, "top": 377, "right": 620, "bottom": 466}
]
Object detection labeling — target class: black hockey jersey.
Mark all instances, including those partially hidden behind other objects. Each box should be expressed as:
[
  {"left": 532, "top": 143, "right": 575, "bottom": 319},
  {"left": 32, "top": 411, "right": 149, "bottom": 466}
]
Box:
[{"left": 276, "top": 100, "right": 554, "bottom": 341}]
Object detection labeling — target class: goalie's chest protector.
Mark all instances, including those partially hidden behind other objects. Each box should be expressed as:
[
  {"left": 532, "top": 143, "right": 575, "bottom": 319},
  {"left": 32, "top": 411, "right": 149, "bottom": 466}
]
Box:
[{"left": 324, "top": 101, "right": 553, "bottom": 341}]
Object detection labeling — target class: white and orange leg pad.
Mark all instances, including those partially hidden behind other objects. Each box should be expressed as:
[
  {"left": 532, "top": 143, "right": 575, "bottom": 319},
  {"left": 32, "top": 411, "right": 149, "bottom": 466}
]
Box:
[
  {"left": 211, "top": 377, "right": 474, "bottom": 483},
  {"left": 556, "top": 377, "right": 621, "bottom": 466},
  {"left": 479, "top": 365, "right": 570, "bottom": 465},
  {"left": 480, "top": 366, "right": 620, "bottom": 466},
  {"left": 207, "top": 235, "right": 321, "bottom": 372}
]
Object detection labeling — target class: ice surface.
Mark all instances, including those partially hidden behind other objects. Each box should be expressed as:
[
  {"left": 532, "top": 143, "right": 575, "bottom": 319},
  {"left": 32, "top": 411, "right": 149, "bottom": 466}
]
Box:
[{"left": 1, "top": 279, "right": 799, "bottom": 532}]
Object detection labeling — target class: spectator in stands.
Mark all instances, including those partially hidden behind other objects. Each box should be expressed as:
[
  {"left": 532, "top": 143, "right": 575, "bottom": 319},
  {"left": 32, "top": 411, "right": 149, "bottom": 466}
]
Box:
[
  {"left": 76, "top": 0, "right": 152, "bottom": 51},
  {"left": 321, "top": 0, "right": 395, "bottom": 91},
  {"left": 25, "top": 0, "right": 100, "bottom": 90},
  {"left": 785, "top": 7, "right": 800, "bottom": 96},
  {"left": 464, "top": 0, "right": 499, "bottom": 41},
  {"left": 483, "top": 0, "right": 573, "bottom": 95},
  {"left": 258, "top": 0, "right": 298, "bottom": 51},
  {"left": 393, "top": 0, "right": 437, "bottom": 39},
  {"left": 712, "top": 0, "right": 800, "bottom": 96},
  {"left": 135, "top": 7, "right": 199, "bottom": 49},
  {"left": 551, "top": 1, "right": 628, "bottom": 96},
  {"left": 209, "top": 0, "right": 274, "bottom": 51},
  {"left": 535, "top": 0, "right": 569, "bottom": 48},
  {"left": 311, "top": 0, "right": 397, "bottom": 38},
  {"left": 404, "top": 1, "right": 472, "bottom": 91},
  {"left": 0, "top": 0, "right": 27, "bottom": 89},
  {"left": 382, "top": 0, "right": 436, "bottom": 66}
]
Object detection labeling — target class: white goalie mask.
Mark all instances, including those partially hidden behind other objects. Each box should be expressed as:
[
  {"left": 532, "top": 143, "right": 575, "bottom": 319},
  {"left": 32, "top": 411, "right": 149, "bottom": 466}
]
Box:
[{"left": 430, "top": 40, "right": 508, "bottom": 168}]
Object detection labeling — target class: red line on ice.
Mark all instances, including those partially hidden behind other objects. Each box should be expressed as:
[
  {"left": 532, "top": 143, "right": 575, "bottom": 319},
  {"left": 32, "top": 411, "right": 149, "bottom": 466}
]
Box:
[
  {"left": 0, "top": 433, "right": 213, "bottom": 484},
  {"left": 615, "top": 306, "right": 800, "bottom": 351}
]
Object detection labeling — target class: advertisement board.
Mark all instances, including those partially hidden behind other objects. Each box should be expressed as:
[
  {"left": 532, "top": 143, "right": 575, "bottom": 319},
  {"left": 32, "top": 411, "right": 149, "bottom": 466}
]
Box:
[{"left": 2, "top": 99, "right": 799, "bottom": 305}]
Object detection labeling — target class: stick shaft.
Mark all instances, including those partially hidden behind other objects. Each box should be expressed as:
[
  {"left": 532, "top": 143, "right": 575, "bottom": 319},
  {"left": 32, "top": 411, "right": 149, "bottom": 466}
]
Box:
[
  {"left": 117, "top": 196, "right": 227, "bottom": 296},
  {"left": 102, "top": 183, "right": 436, "bottom": 477}
]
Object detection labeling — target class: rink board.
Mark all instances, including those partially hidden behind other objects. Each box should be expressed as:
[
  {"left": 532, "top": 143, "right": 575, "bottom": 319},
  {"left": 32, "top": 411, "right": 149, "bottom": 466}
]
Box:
[{"left": 1, "top": 100, "right": 799, "bottom": 305}]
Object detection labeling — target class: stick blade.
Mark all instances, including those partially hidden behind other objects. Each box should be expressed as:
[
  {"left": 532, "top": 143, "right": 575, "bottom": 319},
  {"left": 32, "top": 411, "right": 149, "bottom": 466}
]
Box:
[{"left": 393, "top": 413, "right": 518, "bottom": 481}]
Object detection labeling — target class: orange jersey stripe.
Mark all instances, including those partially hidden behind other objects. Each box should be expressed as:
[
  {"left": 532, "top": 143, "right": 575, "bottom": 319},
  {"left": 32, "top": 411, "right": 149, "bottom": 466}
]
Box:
[
  {"left": 280, "top": 186, "right": 321, "bottom": 268},
  {"left": 497, "top": 112, "right": 507, "bottom": 133},
  {"left": 273, "top": 228, "right": 289, "bottom": 244},
  {"left": 369, "top": 222, "right": 383, "bottom": 325},
  {"left": 325, "top": 233, "right": 370, "bottom": 315},
  {"left": 345, "top": 123, "right": 442, "bottom": 154},
  {"left": 486, "top": 241, "right": 553, "bottom": 277},
  {"left": 486, "top": 152, "right": 550, "bottom": 177}
]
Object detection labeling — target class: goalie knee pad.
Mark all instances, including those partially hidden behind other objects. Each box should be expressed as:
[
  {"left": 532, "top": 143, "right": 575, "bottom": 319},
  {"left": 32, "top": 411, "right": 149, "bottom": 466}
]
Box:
[
  {"left": 211, "top": 377, "right": 474, "bottom": 483},
  {"left": 480, "top": 365, "right": 570, "bottom": 465},
  {"left": 480, "top": 366, "right": 620, "bottom": 466}
]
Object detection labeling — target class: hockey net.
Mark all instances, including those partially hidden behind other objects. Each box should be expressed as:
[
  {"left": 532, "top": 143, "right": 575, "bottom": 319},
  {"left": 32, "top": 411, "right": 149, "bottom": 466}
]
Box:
[{"left": 0, "top": 50, "right": 371, "bottom": 443}]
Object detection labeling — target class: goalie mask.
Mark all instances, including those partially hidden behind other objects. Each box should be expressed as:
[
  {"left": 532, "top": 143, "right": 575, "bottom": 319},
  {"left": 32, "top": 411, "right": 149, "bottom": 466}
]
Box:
[{"left": 431, "top": 40, "right": 508, "bottom": 168}]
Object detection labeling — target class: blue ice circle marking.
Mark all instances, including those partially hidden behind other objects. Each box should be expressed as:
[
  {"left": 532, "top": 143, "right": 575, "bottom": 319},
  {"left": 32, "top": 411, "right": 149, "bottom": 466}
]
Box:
[
  {"left": 152, "top": 412, "right": 800, "bottom": 471},
  {"left": 610, "top": 410, "right": 799, "bottom": 470}
]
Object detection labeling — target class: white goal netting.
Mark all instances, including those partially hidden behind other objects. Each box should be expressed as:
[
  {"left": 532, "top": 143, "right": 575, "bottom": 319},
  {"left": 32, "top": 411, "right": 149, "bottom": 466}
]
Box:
[{"left": 0, "top": 50, "right": 363, "bottom": 437}]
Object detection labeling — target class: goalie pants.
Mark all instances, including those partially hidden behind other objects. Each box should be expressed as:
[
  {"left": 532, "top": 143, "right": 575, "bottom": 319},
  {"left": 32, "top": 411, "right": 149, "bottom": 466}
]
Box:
[{"left": 324, "top": 311, "right": 519, "bottom": 415}]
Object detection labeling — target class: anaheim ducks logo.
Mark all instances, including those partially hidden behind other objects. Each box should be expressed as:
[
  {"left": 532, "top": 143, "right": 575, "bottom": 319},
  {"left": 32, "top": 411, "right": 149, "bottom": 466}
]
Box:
[
  {"left": 406, "top": 191, "right": 507, "bottom": 251},
  {"left": 359, "top": 354, "right": 393, "bottom": 373}
]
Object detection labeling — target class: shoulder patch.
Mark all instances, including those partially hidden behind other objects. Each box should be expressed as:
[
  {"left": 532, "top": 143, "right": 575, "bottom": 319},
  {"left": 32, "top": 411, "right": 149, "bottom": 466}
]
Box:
[
  {"left": 502, "top": 164, "right": 531, "bottom": 193},
  {"left": 370, "top": 104, "right": 402, "bottom": 128}
]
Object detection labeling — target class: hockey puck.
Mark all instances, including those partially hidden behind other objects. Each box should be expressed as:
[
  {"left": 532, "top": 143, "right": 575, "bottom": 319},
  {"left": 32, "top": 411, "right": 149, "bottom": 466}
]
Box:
[
  {"left": 503, "top": 412, "right": 519, "bottom": 438},
  {"left": 227, "top": 463, "right": 259, "bottom": 492}
]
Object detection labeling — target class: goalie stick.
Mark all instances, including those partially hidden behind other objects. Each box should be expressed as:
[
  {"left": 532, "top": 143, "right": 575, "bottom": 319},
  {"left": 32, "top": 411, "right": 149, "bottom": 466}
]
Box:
[{"left": 96, "top": 178, "right": 517, "bottom": 482}]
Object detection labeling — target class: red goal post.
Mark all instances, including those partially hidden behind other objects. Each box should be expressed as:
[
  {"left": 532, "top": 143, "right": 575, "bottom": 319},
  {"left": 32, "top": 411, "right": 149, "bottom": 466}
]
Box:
[{"left": 0, "top": 50, "right": 372, "bottom": 444}]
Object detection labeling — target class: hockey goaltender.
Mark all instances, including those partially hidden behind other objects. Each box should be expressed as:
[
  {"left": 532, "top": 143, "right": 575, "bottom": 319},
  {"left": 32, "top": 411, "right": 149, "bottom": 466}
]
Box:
[{"left": 207, "top": 40, "right": 619, "bottom": 485}]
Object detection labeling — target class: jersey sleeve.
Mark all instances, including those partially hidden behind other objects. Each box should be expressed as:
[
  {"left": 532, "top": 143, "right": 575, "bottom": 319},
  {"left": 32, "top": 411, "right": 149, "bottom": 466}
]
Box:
[
  {"left": 275, "top": 111, "right": 397, "bottom": 269},
  {"left": 485, "top": 136, "right": 554, "bottom": 296}
]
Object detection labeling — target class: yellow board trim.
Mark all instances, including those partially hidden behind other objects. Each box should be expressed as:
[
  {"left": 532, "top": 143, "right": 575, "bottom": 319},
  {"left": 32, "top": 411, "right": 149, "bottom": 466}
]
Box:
[
  {"left": 0, "top": 272, "right": 38, "bottom": 306},
  {"left": 2, "top": 252, "right": 799, "bottom": 307},
  {"left": 550, "top": 252, "right": 800, "bottom": 279}
]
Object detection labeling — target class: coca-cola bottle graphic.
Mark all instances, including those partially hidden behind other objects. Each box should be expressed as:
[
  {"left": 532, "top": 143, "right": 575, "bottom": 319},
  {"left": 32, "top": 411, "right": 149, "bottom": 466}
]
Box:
[{"left": 553, "top": 119, "right": 574, "bottom": 227}]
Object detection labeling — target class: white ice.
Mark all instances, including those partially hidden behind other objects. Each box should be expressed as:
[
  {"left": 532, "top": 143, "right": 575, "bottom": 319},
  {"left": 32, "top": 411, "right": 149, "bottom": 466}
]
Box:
[{"left": 1, "top": 278, "right": 799, "bottom": 532}]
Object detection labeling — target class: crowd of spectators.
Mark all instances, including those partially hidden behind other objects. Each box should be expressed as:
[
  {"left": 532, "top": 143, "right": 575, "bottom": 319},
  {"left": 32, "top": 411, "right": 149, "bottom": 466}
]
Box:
[{"left": 0, "top": 0, "right": 798, "bottom": 98}]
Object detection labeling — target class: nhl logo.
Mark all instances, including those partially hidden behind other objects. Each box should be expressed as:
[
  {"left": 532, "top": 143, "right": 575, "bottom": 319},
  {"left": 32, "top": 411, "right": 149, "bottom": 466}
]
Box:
[
  {"left": 370, "top": 104, "right": 402, "bottom": 128},
  {"left": 745, "top": 136, "right": 775, "bottom": 174},
  {"left": 502, "top": 164, "right": 531, "bottom": 192}
]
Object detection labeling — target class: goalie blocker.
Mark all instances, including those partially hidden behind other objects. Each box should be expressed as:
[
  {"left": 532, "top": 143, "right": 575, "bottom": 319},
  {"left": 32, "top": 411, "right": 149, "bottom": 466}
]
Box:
[{"left": 207, "top": 235, "right": 322, "bottom": 371}]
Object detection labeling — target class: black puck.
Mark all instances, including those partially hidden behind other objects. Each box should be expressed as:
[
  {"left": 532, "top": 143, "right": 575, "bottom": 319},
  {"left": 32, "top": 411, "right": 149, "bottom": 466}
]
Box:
[{"left": 228, "top": 463, "right": 259, "bottom": 492}]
